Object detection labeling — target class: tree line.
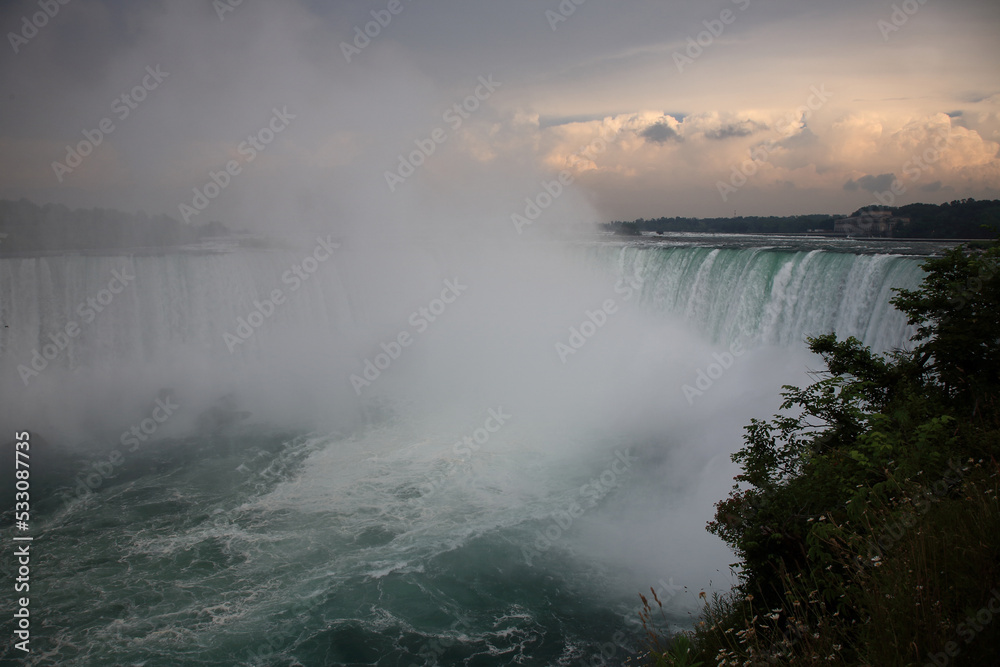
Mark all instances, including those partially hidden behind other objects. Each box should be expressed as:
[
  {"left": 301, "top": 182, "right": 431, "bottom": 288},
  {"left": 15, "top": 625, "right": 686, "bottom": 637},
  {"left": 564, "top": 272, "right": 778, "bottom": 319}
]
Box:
[{"left": 604, "top": 198, "right": 1000, "bottom": 238}]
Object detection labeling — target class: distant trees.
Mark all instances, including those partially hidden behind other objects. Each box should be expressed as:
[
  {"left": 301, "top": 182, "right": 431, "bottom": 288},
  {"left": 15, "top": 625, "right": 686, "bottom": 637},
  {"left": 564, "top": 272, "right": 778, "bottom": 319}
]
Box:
[
  {"left": 602, "top": 214, "right": 837, "bottom": 235},
  {"left": 604, "top": 199, "right": 1000, "bottom": 239},
  {"left": 894, "top": 199, "right": 1000, "bottom": 238}
]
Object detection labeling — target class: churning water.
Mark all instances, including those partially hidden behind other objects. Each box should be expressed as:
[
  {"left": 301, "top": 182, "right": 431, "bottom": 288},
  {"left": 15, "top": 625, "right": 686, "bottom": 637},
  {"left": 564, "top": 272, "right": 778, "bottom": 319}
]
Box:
[{"left": 0, "top": 237, "right": 931, "bottom": 665}]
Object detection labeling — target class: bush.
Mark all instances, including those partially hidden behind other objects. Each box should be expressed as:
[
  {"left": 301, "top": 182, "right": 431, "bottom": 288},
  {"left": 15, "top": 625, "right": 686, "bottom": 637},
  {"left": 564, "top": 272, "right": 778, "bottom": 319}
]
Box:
[{"left": 643, "top": 241, "right": 1000, "bottom": 665}]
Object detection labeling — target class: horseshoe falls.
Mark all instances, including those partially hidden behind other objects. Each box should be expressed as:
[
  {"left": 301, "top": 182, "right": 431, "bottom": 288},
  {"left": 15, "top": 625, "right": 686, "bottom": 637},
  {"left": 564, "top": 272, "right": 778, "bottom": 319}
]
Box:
[{"left": 0, "top": 239, "right": 926, "bottom": 665}]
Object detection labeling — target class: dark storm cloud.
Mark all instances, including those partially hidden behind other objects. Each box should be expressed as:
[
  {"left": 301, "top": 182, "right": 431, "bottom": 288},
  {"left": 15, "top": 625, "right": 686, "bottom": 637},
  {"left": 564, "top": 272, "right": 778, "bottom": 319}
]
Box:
[
  {"left": 640, "top": 123, "right": 680, "bottom": 144},
  {"left": 777, "top": 126, "right": 818, "bottom": 150},
  {"left": 844, "top": 173, "right": 896, "bottom": 193},
  {"left": 960, "top": 92, "right": 1000, "bottom": 104},
  {"left": 704, "top": 120, "right": 764, "bottom": 140}
]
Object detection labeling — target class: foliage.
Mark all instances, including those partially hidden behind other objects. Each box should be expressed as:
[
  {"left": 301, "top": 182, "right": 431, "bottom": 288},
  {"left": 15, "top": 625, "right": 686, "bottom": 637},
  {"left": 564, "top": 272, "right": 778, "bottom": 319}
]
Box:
[
  {"left": 894, "top": 199, "right": 1000, "bottom": 238},
  {"left": 643, "top": 240, "right": 1000, "bottom": 665},
  {"left": 891, "top": 243, "right": 1000, "bottom": 408},
  {"left": 639, "top": 589, "right": 703, "bottom": 667}
]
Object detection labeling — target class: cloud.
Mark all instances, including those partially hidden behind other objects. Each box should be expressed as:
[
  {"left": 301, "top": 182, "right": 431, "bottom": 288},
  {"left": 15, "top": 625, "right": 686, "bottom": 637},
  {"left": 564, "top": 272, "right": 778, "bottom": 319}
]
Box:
[
  {"left": 843, "top": 173, "right": 896, "bottom": 193},
  {"left": 776, "top": 126, "right": 819, "bottom": 151},
  {"left": 640, "top": 122, "right": 680, "bottom": 144},
  {"left": 2, "top": 0, "right": 999, "bottom": 225},
  {"left": 704, "top": 120, "right": 764, "bottom": 140}
]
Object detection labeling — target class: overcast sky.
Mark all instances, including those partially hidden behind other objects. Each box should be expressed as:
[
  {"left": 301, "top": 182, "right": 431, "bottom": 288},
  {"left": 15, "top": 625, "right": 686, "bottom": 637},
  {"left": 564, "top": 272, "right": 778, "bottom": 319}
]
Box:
[{"left": 1, "top": 0, "right": 998, "bottom": 234}]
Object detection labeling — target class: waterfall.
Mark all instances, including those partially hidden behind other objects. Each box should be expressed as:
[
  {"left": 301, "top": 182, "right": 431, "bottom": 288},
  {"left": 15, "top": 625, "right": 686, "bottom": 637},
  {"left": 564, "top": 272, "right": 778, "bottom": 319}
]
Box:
[
  {"left": 600, "top": 245, "right": 922, "bottom": 351},
  {"left": 1, "top": 246, "right": 922, "bottom": 376}
]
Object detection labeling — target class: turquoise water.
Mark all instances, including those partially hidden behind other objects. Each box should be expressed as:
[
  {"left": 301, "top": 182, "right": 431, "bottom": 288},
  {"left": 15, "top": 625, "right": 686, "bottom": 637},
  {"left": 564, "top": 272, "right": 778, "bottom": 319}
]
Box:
[{"left": 1, "top": 241, "right": 926, "bottom": 665}]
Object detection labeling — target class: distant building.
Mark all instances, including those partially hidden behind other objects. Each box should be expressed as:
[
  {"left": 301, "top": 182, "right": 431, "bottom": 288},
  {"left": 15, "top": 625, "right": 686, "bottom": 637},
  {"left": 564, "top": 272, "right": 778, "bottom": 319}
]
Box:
[{"left": 834, "top": 211, "right": 909, "bottom": 237}]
